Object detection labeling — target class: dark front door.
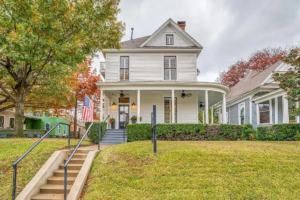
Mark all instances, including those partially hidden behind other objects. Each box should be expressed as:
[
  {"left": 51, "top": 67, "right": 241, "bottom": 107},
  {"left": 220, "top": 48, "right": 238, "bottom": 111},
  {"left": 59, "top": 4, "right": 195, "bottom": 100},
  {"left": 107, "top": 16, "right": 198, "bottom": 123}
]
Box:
[{"left": 119, "top": 105, "right": 129, "bottom": 129}]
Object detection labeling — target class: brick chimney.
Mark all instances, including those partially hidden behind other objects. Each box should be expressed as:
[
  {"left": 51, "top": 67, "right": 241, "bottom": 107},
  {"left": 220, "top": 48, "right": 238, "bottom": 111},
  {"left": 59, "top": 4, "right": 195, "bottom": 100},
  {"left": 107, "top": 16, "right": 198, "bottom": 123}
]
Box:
[{"left": 177, "top": 21, "right": 186, "bottom": 31}]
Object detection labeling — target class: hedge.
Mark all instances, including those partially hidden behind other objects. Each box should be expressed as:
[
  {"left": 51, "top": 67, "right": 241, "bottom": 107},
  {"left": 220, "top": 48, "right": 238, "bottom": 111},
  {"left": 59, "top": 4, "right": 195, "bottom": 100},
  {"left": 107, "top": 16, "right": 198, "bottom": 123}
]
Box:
[
  {"left": 257, "top": 123, "right": 300, "bottom": 141},
  {"left": 85, "top": 121, "right": 107, "bottom": 143},
  {"left": 126, "top": 123, "right": 254, "bottom": 142},
  {"left": 126, "top": 123, "right": 152, "bottom": 142}
]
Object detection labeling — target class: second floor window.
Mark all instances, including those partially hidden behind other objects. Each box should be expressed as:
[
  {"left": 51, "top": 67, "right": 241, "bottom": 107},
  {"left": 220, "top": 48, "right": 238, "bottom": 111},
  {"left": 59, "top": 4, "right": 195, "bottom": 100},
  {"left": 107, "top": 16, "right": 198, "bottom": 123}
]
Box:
[
  {"left": 164, "top": 56, "right": 176, "bottom": 80},
  {"left": 166, "top": 34, "right": 174, "bottom": 45},
  {"left": 120, "top": 56, "right": 129, "bottom": 81}
]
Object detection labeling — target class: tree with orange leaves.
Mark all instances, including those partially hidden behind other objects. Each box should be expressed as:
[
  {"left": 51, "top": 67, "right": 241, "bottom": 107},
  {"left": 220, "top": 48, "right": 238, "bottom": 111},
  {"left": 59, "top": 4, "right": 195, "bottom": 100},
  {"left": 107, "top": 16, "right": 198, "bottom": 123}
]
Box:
[
  {"left": 54, "top": 58, "right": 102, "bottom": 138},
  {"left": 217, "top": 47, "right": 288, "bottom": 87}
]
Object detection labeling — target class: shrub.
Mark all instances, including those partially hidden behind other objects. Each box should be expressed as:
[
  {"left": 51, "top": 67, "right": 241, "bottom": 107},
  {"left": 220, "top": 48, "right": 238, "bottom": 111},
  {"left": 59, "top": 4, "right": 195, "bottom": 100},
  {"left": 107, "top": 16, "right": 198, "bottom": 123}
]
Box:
[
  {"left": 220, "top": 124, "right": 253, "bottom": 140},
  {"left": 272, "top": 123, "right": 300, "bottom": 141},
  {"left": 256, "top": 124, "right": 300, "bottom": 141},
  {"left": 156, "top": 124, "right": 207, "bottom": 140},
  {"left": 126, "top": 123, "right": 152, "bottom": 142},
  {"left": 85, "top": 121, "right": 107, "bottom": 143}
]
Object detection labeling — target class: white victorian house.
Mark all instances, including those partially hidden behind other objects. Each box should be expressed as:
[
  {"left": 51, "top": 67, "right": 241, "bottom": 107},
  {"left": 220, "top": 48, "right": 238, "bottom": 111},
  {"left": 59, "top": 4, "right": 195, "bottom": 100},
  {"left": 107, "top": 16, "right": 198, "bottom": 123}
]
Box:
[{"left": 97, "top": 19, "right": 229, "bottom": 129}]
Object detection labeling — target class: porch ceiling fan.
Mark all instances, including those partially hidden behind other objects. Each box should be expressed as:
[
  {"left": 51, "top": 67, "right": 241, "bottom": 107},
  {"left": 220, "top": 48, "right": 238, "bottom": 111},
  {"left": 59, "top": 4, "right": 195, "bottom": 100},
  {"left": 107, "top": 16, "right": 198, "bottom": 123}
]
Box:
[
  {"left": 181, "top": 90, "right": 192, "bottom": 98},
  {"left": 119, "top": 90, "right": 130, "bottom": 98},
  {"left": 199, "top": 102, "right": 205, "bottom": 108}
]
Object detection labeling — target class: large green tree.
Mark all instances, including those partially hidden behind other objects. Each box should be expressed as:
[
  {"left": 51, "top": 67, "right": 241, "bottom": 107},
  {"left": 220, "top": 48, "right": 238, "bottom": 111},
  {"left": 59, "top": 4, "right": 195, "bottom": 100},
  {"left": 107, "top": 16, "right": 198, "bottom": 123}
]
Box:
[
  {"left": 0, "top": 0, "right": 124, "bottom": 136},
  {"left": 273, "top": 47, "right": 300, "bottom": 116}
]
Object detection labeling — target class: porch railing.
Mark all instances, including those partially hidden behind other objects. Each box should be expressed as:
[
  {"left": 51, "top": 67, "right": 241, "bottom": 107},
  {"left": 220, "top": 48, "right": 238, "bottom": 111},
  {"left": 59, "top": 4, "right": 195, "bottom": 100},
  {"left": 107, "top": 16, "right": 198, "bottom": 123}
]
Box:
[{"left": 12, "top": 122, "right": 70, "bottom": 200}]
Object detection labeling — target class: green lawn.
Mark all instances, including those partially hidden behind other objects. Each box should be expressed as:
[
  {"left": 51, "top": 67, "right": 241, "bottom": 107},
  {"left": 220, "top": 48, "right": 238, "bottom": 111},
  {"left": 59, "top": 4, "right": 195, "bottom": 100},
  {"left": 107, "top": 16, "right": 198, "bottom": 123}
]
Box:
[
  {"left": 82, "top": 141, "right": 300, "bottom": 200},
  {"left": 0, "top": 138, "right": 90, "bottom": 200}
]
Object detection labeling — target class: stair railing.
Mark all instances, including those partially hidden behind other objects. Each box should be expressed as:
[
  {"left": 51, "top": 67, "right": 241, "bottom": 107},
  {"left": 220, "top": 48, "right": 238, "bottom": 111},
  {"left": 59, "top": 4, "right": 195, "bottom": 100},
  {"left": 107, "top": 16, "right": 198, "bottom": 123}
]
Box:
[
  {"left": 123, "top": 121, "right": 128, "bottom": 142},
  {"left": 98, "top": 115, "right": 110, "bottom": 150},
  {"left": 12, "top": 122, "right": 71, "bottom": 200},
  {"left": 63, "top": 117, "right": 109, "bottom": 200}
]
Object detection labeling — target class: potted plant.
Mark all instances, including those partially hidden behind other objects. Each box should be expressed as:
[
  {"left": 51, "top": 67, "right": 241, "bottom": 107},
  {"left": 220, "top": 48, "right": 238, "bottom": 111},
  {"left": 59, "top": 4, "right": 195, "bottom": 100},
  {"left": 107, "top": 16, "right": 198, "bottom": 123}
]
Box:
[
  {"left": 110, "top": 117, "right": 115, "bottom": 129},
  {"left": 130, "top": 115, "right": 137, "bottom": 124}
]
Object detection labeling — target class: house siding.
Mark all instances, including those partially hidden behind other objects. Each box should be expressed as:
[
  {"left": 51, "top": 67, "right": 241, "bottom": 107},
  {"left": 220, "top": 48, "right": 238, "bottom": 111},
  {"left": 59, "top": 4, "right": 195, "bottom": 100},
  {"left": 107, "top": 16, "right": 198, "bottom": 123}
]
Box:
[
  {"left": 147, "top": 26, "right": 190, "bottom": 47},
  {"left": 272, "top": 98, "right": 275, "bottom": 123},
  {"left": 105, "top": 93, "right": 198, "bottom": 129},
  {"left": 104, "top": 53, "right": 197, "bottom": 82},
  {"left": 278, "top": 96, "right": 283, "bottom": 123},
  {"left": 252, "top": 102, "right": 257, "bottom": 127},
  {"left": 228, "top": 98, "right": 250, "bottom": 125}
]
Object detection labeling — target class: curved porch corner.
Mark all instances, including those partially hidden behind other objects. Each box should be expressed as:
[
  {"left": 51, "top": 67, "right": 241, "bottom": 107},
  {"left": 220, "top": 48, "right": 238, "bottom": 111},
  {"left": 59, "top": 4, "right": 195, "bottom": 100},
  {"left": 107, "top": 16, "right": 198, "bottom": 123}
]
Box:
[{"left": 96, "top": 81, "right": 230, "bottom": 128}]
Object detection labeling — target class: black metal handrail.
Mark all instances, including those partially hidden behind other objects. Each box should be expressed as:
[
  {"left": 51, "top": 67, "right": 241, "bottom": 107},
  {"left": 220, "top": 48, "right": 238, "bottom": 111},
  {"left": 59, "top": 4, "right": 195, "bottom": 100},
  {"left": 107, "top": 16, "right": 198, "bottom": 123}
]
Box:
[
  {"left": 98, "top": 115, "right": 110, "bottom": 150},
  {"left": 123, "top": 121, "right": 128, "bottom": 142},
  {"left": 12, "top": 122, "right": 71, "bottom": 200},
  {"left": 63, "top": 117, "right": 109, "bottom": 200}
]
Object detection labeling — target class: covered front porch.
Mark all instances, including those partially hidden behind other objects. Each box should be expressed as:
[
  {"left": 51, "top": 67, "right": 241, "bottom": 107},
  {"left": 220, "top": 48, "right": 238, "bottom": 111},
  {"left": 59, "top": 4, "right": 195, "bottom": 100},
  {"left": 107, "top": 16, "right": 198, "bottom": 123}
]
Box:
[{"left": 97, "top": 82, "right": 230, "bottom": 129}]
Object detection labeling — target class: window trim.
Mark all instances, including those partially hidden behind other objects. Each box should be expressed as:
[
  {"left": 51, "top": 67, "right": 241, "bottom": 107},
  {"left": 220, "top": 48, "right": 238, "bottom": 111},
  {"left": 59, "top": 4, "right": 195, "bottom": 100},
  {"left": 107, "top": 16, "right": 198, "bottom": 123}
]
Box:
[
  {"left": 45, "top": 122, "right": 51, "bottom": 131},
  {"left": 166, "top": 34, "right": 174, "bottom": 45},
  {"left": 257, "top": 101, "right": 271, "bottom": 124},
  {"left": 164, "top": 56, "right": 177, "bottom": 81},
  {"left": 120, "top": 56, "right": 129, "bottom": 81},
  {"left": 238, "top": 102, "right": 245, "bottom": 125},
  {"left": 0, "top": 115, "right": 4, "bottom": 129},
  {"left": 163, "top": 97, "right": 177, "bottom": 123},
  {"left": 9, "top": 117, "right": 14, "bottom": 129}
]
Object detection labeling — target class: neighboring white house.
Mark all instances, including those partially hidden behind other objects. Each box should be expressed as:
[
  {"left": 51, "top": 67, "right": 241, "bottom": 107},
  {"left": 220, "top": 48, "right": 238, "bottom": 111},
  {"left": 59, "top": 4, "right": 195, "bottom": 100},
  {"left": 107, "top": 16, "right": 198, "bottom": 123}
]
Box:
[
  {"left": 0, "top": 109, "right": 15, "bottom": 130},
  {"left": 216, "top": 61, "right": 298, "bottom": 128},
  {"left": 97, "top": 19, "right": 230, "bottom": 129}
]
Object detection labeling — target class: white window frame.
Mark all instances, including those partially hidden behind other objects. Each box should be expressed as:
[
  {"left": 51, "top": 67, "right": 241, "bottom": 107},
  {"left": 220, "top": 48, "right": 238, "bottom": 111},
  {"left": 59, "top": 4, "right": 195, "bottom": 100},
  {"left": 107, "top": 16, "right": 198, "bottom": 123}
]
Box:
[
  {"left": 120, "top": 56, "right": 129, "bottom": 81},
  {"left": 164, "top": 56, "right": 177, "bottom": 81},
  {"left": 257, "top": 100, "right": 271, "bottom": 124},
  {"left": 58, "top": 124, "right": 61, "bottom": 135},
  {"left": 238, "top": 102, "right": 245, "bottom": 125},
  {"left": 45, "top": 122, "right": 51, "bottom": 131},
  {"left": 0, "top": 115, "right": 4, "bottom": 129},
  {"left": 226, "top": 112, "right": 229, "bottom": 124},
  {"left": 166, "top": 34, "right": 174, "bottom": 45},
  {"left": 9, "top": 117, "right": 15, "bottom": 129}
]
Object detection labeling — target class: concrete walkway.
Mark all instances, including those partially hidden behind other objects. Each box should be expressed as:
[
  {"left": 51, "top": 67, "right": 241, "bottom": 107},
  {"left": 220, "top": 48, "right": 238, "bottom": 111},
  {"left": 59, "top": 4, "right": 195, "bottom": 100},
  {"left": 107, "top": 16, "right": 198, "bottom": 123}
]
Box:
[{"left": 78, "top": 144, "right": 112, "bottom": 151}]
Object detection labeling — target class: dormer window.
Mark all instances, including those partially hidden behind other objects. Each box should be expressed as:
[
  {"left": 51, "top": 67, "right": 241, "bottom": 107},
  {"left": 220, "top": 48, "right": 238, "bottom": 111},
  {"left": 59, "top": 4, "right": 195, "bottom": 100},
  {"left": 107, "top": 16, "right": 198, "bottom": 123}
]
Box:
[{"left": 166, "top": 34, "right": 174, "bottom": 45}]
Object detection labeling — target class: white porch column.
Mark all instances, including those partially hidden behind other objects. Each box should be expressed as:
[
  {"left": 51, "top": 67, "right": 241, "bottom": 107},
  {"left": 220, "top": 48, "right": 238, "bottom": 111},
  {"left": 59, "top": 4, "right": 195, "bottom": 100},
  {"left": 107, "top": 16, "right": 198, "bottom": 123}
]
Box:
[
  {"left": 275, "top": 97, "right": 278, "bottom": 124},
  {"left": 172, "top": 89, "right": 175, "bottom": 123},
  {"left": 297, "top": 102, "right": 300, "bottom": 123},
  {"left": 100, "top": 90, "right": 104, "bottom": 121},
  {"left": 137, "top": 89, "right": 140, "bottom": 123},
  {"left": 202, "top": 111, "right": 205, "bottom": 124},
  {"left": 222, "top": 93, "right": 227, "bottom": 124},
  {"left": 211, "top": 106, "right": 214, "bottom": 124},
  {"left": 205, "top": 90, "right": 209, "bottom": 124},
  {"left": 283, "top": 95, "right": 289, "bottom": 123}
]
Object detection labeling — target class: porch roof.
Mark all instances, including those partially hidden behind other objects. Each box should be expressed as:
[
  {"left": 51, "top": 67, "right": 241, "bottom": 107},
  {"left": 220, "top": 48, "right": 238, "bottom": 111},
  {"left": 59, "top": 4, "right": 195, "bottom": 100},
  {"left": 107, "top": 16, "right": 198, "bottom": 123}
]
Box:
[{"left": 96, "top": 81, "right": 230, "bottom": 94}]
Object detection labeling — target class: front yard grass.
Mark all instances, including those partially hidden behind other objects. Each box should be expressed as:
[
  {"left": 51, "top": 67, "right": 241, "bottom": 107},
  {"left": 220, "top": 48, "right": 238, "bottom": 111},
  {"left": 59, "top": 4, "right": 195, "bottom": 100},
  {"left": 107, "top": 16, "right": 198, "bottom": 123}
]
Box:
[
  {"left": 0, "top": 138, "right": 90, "bottom": 200},
  {"left": 82, "top": 141, "right": 300, "bottom": 200}
]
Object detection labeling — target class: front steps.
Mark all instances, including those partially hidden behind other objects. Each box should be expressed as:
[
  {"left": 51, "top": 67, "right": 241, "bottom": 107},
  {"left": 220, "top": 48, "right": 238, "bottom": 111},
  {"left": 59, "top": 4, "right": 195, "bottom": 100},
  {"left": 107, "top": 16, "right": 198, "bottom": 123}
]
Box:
[
  {"left": 31, "top": 150, "right": 90, "bottom": 200},
  {"left": 100, "top": 129, "right": 127, "bottom": 145}
]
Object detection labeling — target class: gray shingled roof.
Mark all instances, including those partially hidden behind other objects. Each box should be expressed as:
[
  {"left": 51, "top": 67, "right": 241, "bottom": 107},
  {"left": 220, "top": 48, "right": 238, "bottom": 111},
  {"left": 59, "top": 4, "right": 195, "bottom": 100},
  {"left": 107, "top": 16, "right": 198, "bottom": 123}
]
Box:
[
  {"left": 120, "top": 35, "right": 201, "bottom": 49},
  {"left": 226, "top": 61, "right": 282, "bottom": 102},
  {"left": 121, "top": 35, "right": 151, "bottom": 49}
]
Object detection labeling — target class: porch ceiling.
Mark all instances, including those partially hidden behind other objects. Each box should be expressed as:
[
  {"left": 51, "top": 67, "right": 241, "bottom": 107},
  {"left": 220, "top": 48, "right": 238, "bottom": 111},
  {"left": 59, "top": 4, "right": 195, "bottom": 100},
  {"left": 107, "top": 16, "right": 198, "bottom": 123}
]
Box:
[{"left": 104, "top": 90, "right": 223, "bottom": 108}]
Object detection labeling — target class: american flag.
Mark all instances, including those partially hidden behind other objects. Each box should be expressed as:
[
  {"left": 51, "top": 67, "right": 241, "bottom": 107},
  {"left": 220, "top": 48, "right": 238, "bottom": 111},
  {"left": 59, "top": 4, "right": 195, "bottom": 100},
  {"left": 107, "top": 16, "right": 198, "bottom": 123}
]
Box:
[{"left": 82, "top": 95, "right": 94, "bottom": 122}]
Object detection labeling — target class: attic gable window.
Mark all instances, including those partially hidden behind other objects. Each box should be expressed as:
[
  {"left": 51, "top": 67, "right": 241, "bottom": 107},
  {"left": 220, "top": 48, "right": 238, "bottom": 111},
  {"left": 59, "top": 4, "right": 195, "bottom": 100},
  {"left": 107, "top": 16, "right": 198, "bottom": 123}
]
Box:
[{"left": 166, "top": 34, "right": 174, "bottom": 45}]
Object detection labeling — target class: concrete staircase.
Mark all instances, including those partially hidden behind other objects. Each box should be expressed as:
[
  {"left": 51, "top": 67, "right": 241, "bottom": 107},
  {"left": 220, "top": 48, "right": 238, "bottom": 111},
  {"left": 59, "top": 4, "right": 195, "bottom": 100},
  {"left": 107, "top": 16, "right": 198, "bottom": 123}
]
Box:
[
  {"left": 31, "top": 150, "right": 90, "bottom": 200},
  {"left": 100, "top": 129, "right": 127, "bottom": 145}
]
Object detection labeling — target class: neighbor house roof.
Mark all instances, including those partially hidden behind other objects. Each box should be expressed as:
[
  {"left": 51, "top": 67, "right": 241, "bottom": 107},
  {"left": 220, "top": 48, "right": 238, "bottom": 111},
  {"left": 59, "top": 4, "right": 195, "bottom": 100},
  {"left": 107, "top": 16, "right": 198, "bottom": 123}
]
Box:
[
  {"left": 226, "top": 61, "right": 282, "bottom": 103},
  {"left": 24, "top": 113, "right": 41, "bottom": 120}
]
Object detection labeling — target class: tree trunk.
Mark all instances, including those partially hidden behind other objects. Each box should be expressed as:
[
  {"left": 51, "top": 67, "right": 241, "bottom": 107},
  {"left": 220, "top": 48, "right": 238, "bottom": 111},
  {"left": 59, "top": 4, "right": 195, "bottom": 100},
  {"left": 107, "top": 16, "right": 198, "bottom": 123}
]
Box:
[
  {"left": 74, "top": 96, "right": 78, "bottom": 139},
  {"left": 13, "top": 93, "right": 26, "bottom": 137}
]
